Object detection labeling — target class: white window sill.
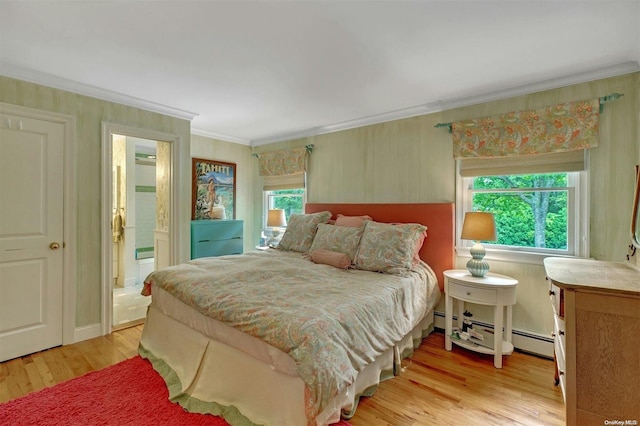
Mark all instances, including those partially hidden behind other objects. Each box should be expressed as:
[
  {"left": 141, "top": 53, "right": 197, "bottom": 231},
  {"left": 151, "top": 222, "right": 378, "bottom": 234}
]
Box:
[{"left": 455, "top": 246, "right": 582, "bottom": 266}]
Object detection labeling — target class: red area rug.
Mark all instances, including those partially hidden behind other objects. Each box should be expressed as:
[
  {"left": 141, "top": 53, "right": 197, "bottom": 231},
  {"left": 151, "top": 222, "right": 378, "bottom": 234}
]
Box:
[{"left": 0, "top": 356, "right": 352, "bottom": 426}]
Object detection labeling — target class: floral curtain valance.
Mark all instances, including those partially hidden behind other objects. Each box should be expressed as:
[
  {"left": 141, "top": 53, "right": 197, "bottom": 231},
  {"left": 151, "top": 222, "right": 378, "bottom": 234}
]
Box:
[
  {"left": 452, "top": 98, "right": 600, "bottom": 159},
  {"left": 258, "top": 146, "right": 308, "bottom": 176}
]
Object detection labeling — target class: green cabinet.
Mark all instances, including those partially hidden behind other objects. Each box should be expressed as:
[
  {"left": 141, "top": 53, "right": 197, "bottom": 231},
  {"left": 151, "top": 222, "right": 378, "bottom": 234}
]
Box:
[{"left": 191, "top": 220, "right": 243, "bottom": 259}]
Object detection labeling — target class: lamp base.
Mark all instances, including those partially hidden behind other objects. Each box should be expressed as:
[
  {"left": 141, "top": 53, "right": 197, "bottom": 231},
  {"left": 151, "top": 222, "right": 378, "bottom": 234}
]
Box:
[
  {"left": 268, "top": 228, "right": 282, "bottom": 247},
  {"left": 467, "top": 242, "right": 490, "bottom": 277}
]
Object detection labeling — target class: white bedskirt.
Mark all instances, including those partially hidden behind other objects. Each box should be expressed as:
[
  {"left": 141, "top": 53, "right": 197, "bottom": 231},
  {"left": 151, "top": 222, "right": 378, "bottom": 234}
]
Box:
[{"left": 139, "top": 286, "right": 436, "bottom": 426}]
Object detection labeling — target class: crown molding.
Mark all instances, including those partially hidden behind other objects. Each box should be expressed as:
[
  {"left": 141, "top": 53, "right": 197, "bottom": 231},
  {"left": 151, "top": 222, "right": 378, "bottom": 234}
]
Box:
[
  {"left": 249, "top": 102, "right": 442, "bottom": 146},
  {"left": 3, "top": 60, "right": 637, "bottom": 146},
  {"left": 1, "top": 62, "right": 198, "bottom": 121},
  {"left": 437, "top": 60, "right": 640, "bottom": 112},
  {"left": 190, "top": 127, "right": 251, "bottom": 145},
  {"left": 250, "top": 61, "right": 640, "bottom": 146}
]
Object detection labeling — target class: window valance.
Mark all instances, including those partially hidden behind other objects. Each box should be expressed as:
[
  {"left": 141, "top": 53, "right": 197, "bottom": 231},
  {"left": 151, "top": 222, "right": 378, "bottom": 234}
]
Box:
[
  {"left": 256, "top": 145, "right": 312, "bottom": 190},
  {"left": 451, "top": 98, "right": 601, "bottom": 159},
  {"left": 257, "top": 146, "right": 309, "bottom": 176}
]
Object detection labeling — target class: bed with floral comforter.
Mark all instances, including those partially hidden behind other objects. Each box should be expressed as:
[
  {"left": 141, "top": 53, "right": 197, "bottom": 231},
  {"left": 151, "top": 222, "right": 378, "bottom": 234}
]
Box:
[{"left": 140, "top": 248, "right": 440, "bottom": 425}]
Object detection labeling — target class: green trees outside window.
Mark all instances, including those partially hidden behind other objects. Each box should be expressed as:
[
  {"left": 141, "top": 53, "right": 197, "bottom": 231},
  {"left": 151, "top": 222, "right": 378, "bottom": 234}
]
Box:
[
  {"left": 472, "top": 173, "right": 568, "bottom": 250},
  {"left": 269, "top": 189, "right": 304, "bottom": 224}
]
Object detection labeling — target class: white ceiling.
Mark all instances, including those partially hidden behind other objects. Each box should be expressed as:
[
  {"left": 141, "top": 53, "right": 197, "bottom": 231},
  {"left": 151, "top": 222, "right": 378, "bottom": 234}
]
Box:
[{"left": 1, "top": 1, "right": 639, "bottom": 146}]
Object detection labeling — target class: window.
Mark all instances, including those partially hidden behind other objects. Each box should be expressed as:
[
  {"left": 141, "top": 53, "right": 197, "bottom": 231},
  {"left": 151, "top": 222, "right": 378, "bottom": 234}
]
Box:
[
  {"left": 457, "top": 169, "right": 588, "bottom": 263},
  {"left": 264, "top": 188, "right": 305, "bottom": 227}
]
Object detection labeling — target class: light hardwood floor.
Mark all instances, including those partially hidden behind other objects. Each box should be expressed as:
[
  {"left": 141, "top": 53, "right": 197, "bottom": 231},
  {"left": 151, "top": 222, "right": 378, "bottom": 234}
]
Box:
[{"left": 0, "top": 325, "right": 565, "bottom": 425}]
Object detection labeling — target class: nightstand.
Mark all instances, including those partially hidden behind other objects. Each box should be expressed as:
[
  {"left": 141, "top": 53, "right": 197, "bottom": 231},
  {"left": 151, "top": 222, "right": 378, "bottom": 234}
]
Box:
[{"left": 444, "top": 269, "right": 518, "bottom": 368}]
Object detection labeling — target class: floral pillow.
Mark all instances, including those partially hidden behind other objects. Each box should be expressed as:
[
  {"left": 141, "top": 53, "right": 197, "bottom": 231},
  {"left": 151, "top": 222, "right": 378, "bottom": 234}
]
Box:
[
  {"left": 355, "top": 221, "right": 428, "bottom": 275},
  {"left": 308, "top": 223, "right": 364, "bottom": 262},
  {"left": 413, "top": 228, "right": 428, "bottom": 265},
  {"left": 277, "top": 211, "right": 332, "bottom": 253}
]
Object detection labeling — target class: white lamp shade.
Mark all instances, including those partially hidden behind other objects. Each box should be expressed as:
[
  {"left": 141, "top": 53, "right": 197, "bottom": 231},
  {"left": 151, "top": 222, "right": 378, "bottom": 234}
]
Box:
[
  {"left": 267, "top": 209, "right": 287, "bottom": 227},
  {"left": 461, "top": 212, "right": 497, "bottom": 241}
]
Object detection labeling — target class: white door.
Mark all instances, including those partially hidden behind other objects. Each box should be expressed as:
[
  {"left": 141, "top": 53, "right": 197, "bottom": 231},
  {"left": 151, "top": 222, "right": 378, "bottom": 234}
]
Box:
[{"left": 0, "top": 111, "right": 64, "bottom": 362}]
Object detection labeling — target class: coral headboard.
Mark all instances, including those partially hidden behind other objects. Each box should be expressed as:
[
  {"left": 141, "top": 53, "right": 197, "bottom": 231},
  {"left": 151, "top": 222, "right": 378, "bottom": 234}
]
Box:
[{"left": 305, "top": 203, "right": 455, "bottom": 290}]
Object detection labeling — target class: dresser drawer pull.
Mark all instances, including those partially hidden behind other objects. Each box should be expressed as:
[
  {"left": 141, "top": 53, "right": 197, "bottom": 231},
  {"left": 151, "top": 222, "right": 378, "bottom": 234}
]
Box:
[
  {"left": 559, "top": 330, "right": 565, "bottom": 336},
  {"left": 549, "top": 290, "right": 555, "bottom": 296},
  {"left": 559, "top": 370, "right": 565, "bottom": 376},
  {"left": 466, "top": 291, "right": 471, "bottom": 296}
]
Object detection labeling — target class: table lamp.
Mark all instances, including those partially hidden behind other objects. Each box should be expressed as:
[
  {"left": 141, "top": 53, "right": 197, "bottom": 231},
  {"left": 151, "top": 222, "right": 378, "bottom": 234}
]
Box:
[
  {"left": 267, "top": 209, "right": 287, "bottom": 246},
  {"left": 461, "top": 212, "right": 497, "bottom": 277}
]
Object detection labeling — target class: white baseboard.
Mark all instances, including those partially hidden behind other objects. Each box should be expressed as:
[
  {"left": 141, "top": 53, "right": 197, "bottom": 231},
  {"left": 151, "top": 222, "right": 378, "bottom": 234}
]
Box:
[
  {"left": 434, "top": 311, "right": 554, "bottom": 359},
  {"left": 73, "top": 323, "right": 102, "bottom": 344}
]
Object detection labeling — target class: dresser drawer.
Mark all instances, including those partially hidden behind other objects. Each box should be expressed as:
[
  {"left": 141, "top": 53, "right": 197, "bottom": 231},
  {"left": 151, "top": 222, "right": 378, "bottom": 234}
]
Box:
[
  {"left": 191, "top": 220, "right": 244, "bottom": 259},
  {"left": 553, "top": 314, "right": 566, "bottom": 360},
  {"left": 192, "top": 238, "right": 243, "bottom": 259},
  {"left": 548, "top": 280, "right": 564, "bottom": 317},
  {"left": 448, "top": 281, "right": 497, "bottom": 304},
  {"left": 191, "top": 220, "right": 243, "bottom": 241},
  {"left": 553, "top": 321, "right": 567, "bottom": 403}
]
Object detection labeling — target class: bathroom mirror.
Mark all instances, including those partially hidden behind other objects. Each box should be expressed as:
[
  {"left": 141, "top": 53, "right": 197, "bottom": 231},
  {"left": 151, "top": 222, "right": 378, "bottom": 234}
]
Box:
[{"left": 632, "top": 165, "right": 640, "bottom": 248}]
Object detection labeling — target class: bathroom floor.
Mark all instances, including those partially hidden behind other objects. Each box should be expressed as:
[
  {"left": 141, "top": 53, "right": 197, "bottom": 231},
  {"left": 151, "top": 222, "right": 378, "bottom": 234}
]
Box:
[{"left": 113, "top": 284, "right": 151, "bottom": 327}]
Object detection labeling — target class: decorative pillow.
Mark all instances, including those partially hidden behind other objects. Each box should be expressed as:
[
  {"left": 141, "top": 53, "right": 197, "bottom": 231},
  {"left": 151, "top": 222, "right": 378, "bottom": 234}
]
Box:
[
  {"left": 308, "top": 223, "right": 364, "bottom": 262},
  {"left": 355, "top": 221, "right": 428, "bottom": 275},
  {"left": 413, "top": 228, "right": 428, "bottom": 265},
  {"left": 389, "top": 222, "right": 428, "bottom": 265},
  {"left": 277, "top": 211, "right": 332, "bottom": 253},
  {"left": 309, "top": 249, "right": 351, "bottom": 269},
  {"left": 334, "top": 214, "right": 373, "bottom": 228}
]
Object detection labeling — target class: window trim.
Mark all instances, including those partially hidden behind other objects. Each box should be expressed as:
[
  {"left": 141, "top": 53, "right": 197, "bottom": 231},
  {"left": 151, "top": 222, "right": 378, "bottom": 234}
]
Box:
[{"left": 455, "top": 163, "right": 589, "bottom": 265}]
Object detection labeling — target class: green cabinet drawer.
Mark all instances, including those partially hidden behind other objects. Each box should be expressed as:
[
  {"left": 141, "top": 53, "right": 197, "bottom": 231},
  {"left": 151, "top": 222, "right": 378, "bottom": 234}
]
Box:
[
  {"left": 191, "top": 220, "right": 243, "bottom": 259},
  {"left": 192, "top": 238, "right": 243, "bottom": 259}
]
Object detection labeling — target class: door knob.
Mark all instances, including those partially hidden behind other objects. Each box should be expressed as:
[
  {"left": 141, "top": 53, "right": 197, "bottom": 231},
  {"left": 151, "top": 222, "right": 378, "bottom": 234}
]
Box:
[{"left": 49, "top": 242, "right": 61, "bottom": 250}]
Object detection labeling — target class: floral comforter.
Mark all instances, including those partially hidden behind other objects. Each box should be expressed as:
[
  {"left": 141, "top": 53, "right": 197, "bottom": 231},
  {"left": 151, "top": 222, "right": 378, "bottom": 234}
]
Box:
[{"left": 143, "top": 249, "right": 439, "bottom": 422}]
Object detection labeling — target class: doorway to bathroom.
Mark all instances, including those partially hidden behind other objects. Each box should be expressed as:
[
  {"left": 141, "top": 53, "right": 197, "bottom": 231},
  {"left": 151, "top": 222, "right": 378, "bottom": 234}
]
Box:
[
  {"left": 111, "top": 135, "right": 163, "bottom": 329},
  {"left": 102, "top": 122, "right": 179, "bottom": 335}
]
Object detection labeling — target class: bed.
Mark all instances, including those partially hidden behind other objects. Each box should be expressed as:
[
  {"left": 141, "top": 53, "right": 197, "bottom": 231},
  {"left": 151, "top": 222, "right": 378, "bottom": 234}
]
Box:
[{"left": 139, "top": 203, "right": 454, "bottom": 426}]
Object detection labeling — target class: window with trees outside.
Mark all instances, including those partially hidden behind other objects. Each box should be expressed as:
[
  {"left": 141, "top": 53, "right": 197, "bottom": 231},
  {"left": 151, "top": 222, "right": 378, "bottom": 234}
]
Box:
[
  {"left": 458, "top": 171, "right": 588, "bottom": 262},
  {"left": 264, "top": 188, "right": 305, "bottom": 227}
]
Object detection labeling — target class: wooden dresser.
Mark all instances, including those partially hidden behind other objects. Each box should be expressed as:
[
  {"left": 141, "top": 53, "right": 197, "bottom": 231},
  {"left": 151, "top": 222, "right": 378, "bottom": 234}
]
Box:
[
  {"left": 191, "top": 220, "right": 243, "bottom": 259},
  {"left": 544, "top": 257, "right": 640, "bottom": 426}
]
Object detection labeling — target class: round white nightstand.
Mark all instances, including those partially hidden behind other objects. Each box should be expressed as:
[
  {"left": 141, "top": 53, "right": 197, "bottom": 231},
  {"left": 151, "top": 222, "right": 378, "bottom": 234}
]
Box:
[{"left": 443, "top": 269, "right": 518, "bottom": 368}]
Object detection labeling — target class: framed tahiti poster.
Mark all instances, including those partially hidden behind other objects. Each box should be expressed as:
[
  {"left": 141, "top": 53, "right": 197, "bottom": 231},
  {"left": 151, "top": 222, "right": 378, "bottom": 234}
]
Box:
[{"left": 192, "top": 158, "right": 236, "bottom": 220}]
